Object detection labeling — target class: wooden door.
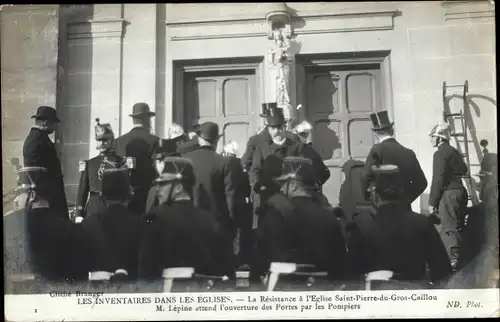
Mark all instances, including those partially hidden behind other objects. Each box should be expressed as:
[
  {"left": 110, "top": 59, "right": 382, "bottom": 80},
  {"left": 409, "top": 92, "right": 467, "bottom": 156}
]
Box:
[
  {"left": 184, "top": 70, "right": 257, "bottom": 155},
  {"left": 306, "top": 65, "right": 383, "bottom": 205}
]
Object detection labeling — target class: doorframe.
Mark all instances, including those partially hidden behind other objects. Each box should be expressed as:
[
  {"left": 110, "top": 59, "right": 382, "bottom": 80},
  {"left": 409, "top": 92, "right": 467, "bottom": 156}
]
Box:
[
  {"left": 172, "top": 57, "right": 265, "bottom": 131},
  {"left": 295, "top": 50, "right": 394, "bottom": 135}
]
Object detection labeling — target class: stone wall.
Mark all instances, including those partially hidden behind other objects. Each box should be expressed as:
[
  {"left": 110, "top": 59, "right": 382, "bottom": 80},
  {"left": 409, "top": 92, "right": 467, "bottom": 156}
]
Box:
[
  {"left": 1, "top": 5, "right": 60, "bottom": 212},
  {"left": 163, "top": 1, "right": 496, "bottom": 211}
]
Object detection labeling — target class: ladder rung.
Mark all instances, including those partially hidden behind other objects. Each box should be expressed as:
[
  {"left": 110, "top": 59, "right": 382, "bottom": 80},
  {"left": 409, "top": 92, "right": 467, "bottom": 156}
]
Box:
[
  {"left": 445, "top": 85, "right": 465, "bottom": 88},
  {"left": 467, "top": 196, "right": 473, "bottom": 200},
  {"left": 462, "top": 175, "right": 471, "bottom": 179},
  {"left": 460, "top": 153, "right": 467, "bottom": 157},
  {"left": 445, "top": 113, "right": 463, "bottom": 117},
  {"left": 451, "top": 133, "right": 464, "bottom": 137}
]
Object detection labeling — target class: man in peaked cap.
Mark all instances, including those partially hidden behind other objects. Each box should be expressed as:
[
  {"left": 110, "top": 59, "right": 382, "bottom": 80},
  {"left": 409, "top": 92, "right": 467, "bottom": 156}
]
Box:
[
  {"left": 251, "top": 156, "right": 348, "bottom": 284},
  {"left": 428, "top": 121, "right": 469, "bottom": 270},
  {"left": 80, "top": 168, "right": 143, "bottom": 281},
  {"left": 76, "top": 118, "right": 133, "bottom": 220},
  {"left": 23, "top": 105, "right": 68, "bottom": 219},
  {"left": 249, "top": 104, "right": 330, "bottom": 226},
  {"left": 347, "top": 164, "right": 452, "bottom": 289},
  {"left": 361, "top": 110, "right": 427, "bottom": 211},
  {"left": 114, "top": 102, "right": 159, "bottom": 214},
  {"left": 183, "top": 122, "right": 248, "bottom": 246},
  {"left": 292, "top": 121, "right": 313, "bottom": 145},
  {"left": 138, "top": 157, "right": 236, "bottom": 279}
]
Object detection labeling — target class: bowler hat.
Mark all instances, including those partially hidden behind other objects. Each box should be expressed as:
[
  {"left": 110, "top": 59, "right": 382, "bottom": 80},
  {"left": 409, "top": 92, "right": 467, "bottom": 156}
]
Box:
[
  {"left": 264, "top": 105, "right": 285, "bottom": 126},
  {"left": 199, "top": 122, "right": 223, "bottom": 142},
  {"left": 276, "top": 156, "right": 316, "bottom": 184},
  {"left": 31, "top": 106, "right": 60, "bottom": 123},
  {"left": 155, "top": 157, "right": 195, "bottom": 185},
  {"left": 100, "top": 168, "right": 132, "bottom": 200},
  {"left": 129, "top": 102, "right": 156, "bottom": 118},
  {"left": 260, "top": 103, "right": 277, "bottom": 117},
  {"left": 370, "top": 111, "right": 394, "bottom": 131}
]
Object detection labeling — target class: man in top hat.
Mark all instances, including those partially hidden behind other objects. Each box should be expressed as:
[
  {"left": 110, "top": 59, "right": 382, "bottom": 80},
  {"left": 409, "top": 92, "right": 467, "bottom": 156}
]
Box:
[
  {"left": 23, "top": 105, "right": 68, "bottom": 219},
  {"left": 347, "top": 163, "right": 452, "bottom": 289},
  {"left": 183, "top": 122, "right": 248, "bottom": 245},
  {"left": 79, "top": 168, "right": 143, "bottom": 281},
  {"left": 114, "top": 102, "right": 159, "bottom": 214},
  {"left": 428, "top": 121, "right": 469, "bottom": 270},
  {"left": 251, "top": 156, "right": 348, "bottom": 283},
  {"left": 76, "top": 118, "right": 132, "bottom": 219},
  {"left": 138, "top": 157, "right": 236, "bottom": 279},
  {"left": 249, "top": 104, "right": 330, "bottom": 222},
  {"left": 361, "top": 110, "right": 427, "bottom": 211}
]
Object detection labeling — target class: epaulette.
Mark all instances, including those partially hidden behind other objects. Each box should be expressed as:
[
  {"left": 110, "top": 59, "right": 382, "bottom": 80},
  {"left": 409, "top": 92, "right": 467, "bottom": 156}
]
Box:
[
  {"left": 126, "top": 157, "right": 136, "bottom": 169},
  {"left": 78, "top": 160, "right": 86, "bottom": 172}
]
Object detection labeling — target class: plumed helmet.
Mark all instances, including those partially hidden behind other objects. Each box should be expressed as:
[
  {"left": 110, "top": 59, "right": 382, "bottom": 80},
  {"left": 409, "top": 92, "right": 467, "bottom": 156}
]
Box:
[
  {"left": 275, "top": 156, "right": 317, "bottom": 185},
  {"left": 293, "top": 121, "right": 313, "bottom": 135},
  {"left": 166, "top": 123, "right": 185, "bottom": 140},
  {"left": 429, "top": 121, "right": 451, "bottom": 141},
  {"left": 223, "top": 140, "right": 239, "bottom": 156},
  {"left": 95, "top": 118, "right": 114, "bottom": 140}
]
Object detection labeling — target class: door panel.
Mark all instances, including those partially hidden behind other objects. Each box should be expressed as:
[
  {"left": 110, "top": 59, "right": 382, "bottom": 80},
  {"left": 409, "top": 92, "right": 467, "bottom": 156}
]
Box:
[
  {"left": 184, "top": 71, "right": 256, "bottom": 156},
  {"left": 306, "top": 66, "right": 383, "bottom": 205}
]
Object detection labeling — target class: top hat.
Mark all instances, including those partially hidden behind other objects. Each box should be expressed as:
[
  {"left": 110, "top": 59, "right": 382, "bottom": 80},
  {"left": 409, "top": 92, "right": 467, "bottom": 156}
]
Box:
[
  {"left": 31, "top": 106, "right": 60, "bottom": 123},
  {"left": 429, "top": 121, "right": 451, "bottom": 141},
  {"left": 198, "top": 122, "right": 223, "bottom": 142},
  {"left": 129, "top": 102, "right": 156, "bottom": 118},
  {"left": 260, "top": 103, "right": 277, "bottom": 117},
  {"left": 276, "top": 156, "right": 316, "bottom": 184},
  {"left": 17, "top": 166, "right": 50, "bottom": 191},
  {"left": 94, "top": 118, "right": 114, "bottom": 140},
  {"left": 263, "top": 104, "right": 285, "bottom": 126},
  {"left": 100, "top": 168, "right": 132, "bottom": 200},
  {"left": 370, "top": 111, "right": 394, "bottom": 131},
  {"left": 155, "top": 157, "right": 195, "bottom": 184}
]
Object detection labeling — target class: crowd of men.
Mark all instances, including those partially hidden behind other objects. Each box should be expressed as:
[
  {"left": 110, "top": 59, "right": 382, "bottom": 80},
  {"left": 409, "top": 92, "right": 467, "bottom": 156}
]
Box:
[{"left": 4, "top": 100, "right": 493, "bottom": 290}]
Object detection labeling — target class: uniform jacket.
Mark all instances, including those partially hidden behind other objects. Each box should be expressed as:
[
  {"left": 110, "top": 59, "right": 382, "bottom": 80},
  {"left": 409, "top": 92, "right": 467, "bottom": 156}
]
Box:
[
  {"left": 251, "top": 195, "right": 348, "bottom": 280},
  {"left": 80, "top": 204, "right": 143, "bottom": 279},
  {"left": 362, "top": 138, "right": 427, "bottom": 206},
  {"left": 183, "top": 146, "right": 247, "bottom": 238},
  {"left": 429, "top": 142, "right": 468, "bottom": 208},
  {"left": 138, "top": 201, "right": 236, "bottom": 279},
  {"left": 114, "top": 127, "right": 159, "bottom": 214},
  {"left": 76, "top": 152, "right": 127, "bottom": 217},
  {"left": 23, "top": 128, "right": 68, "bottom": 219},
  {"left": 339, "top": 159, "right": 372, "bottom": 224},
  {"left": 347, "top": 202, "right": 452, "bottom": 285}
]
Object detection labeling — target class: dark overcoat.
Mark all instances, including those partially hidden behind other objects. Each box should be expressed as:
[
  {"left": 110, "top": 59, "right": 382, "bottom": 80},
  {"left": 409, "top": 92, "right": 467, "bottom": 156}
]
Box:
[
  {"left": 183, "top": 146, "right": 247, "bottom": 239},
  {"left": 23, "top": 128, "right": 68, "bottom": 219},
  {"left": 114, "top": 127, "right": 159, "bottom": 214},
  {"left": 347, "top": 202, "right": 452, "bottom": 286},
  {"left": 251, "top": 194, "right": 348, "bottom": 280},
  {"left": 79, "top": 204, "right": 144, "bottom": 279},
  {"left": 138, "top": 201, "right": 236, "bottom": 279},
  {"left": 362, "top": 138, "right": 428, "bottom": 208}
]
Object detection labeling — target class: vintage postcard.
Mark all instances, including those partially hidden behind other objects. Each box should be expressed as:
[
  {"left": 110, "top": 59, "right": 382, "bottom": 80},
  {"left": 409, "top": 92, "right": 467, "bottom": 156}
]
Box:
[{"left": 2, "top": 2, "right": 498, "bottom": 321}]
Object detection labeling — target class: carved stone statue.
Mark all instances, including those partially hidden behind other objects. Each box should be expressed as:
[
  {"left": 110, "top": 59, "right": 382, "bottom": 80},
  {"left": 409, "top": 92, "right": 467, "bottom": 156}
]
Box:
[{"left": 267, "top": 28, "right": 293, "bottom": 116}]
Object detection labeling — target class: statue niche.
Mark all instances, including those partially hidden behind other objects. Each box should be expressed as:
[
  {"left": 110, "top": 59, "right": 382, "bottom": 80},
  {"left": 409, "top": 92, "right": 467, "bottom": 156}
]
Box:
[{"left": 267, "top": 27, "right": 293, "bottom": 120}]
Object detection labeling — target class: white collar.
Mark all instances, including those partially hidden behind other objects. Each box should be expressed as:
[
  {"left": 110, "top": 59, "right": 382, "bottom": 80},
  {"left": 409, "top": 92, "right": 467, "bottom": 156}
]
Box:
[{"left": 379, "top": 136, "right": 394, "bottom": 143}]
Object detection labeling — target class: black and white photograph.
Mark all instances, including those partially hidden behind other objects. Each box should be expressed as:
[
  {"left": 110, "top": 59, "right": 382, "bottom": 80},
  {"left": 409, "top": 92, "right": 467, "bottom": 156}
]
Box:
[{"left": 2, "top": 2, "right": 498, "bottom": 320}]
